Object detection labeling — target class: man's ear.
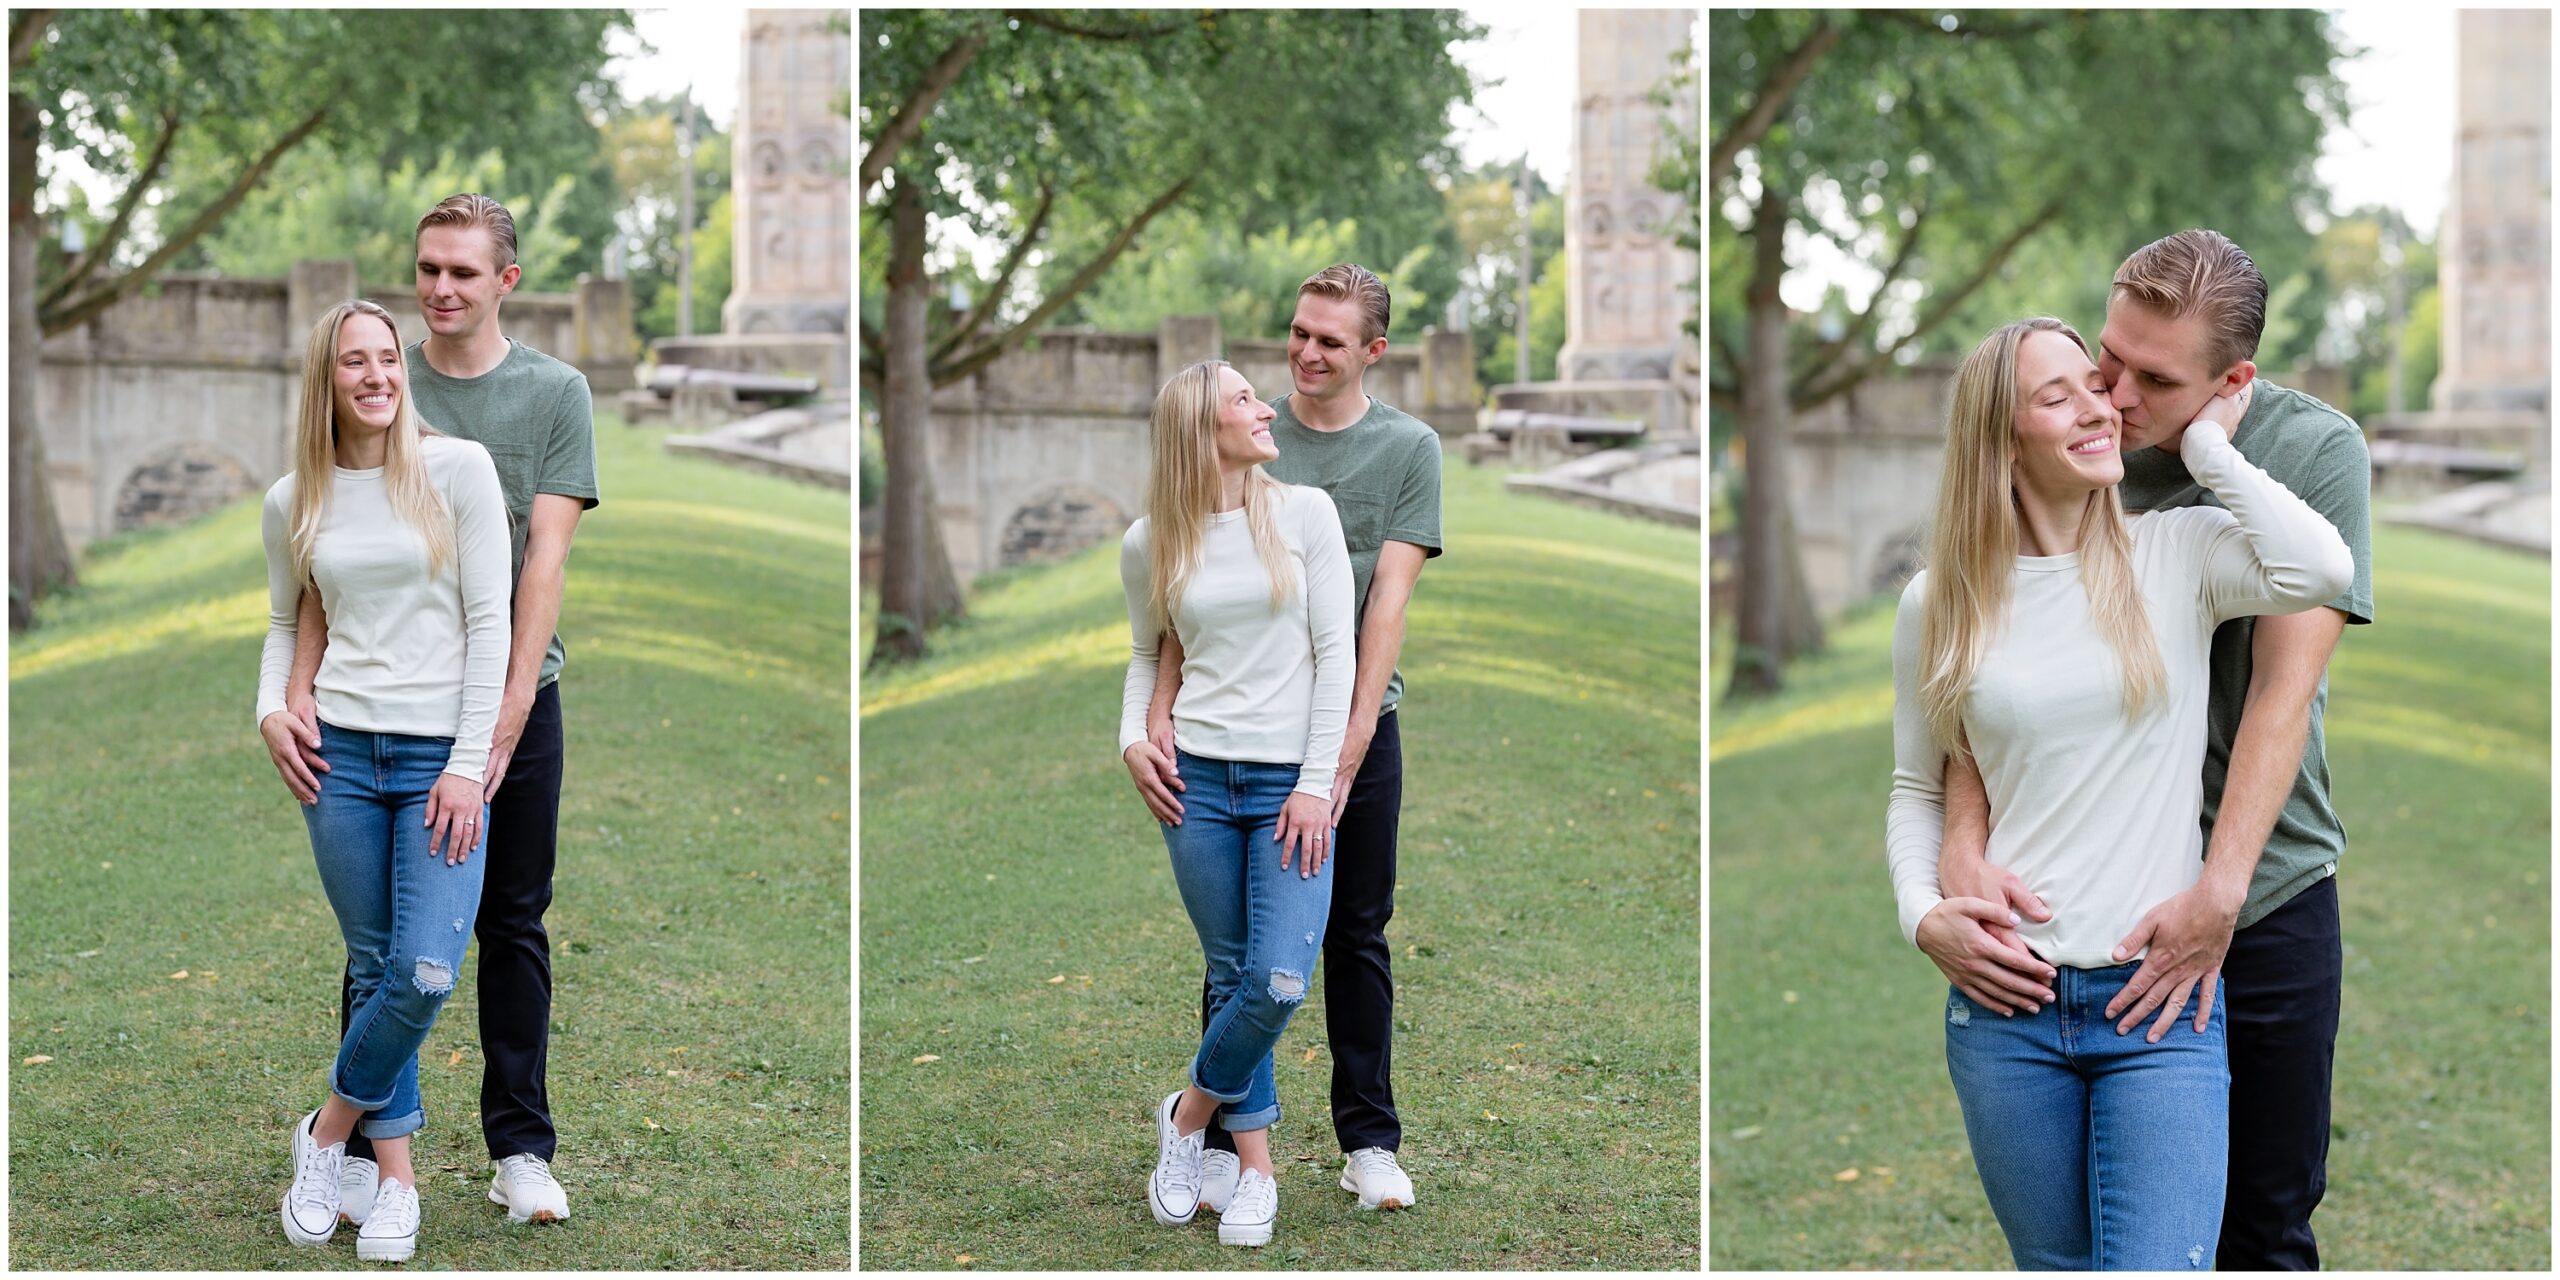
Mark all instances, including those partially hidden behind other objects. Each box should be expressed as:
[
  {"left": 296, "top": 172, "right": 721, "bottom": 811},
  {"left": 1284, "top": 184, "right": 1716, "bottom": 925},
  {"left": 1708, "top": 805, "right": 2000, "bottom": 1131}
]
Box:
[
  {"left": 2224, "top": 359, "right": 2257, "bottom": 393},
  {"left": 498, "top": 263, "right": 523, "bottom": 296},
  {"left": 1362, "top": 334, "right": 1387, "bottom": 366}
]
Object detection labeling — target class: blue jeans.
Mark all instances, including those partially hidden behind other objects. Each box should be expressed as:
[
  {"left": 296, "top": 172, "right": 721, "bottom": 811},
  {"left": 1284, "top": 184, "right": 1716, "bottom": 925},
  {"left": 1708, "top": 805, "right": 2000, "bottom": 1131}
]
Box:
[
  {"left": 1945, "top": 963, "right": 2229, "bottom": 1270},
  {"left": 304, "top": 723, "right": 488, "bottom": 1140},
  {"left": 1161, "top": 750, "right": 1333, "bottom": 1133}
]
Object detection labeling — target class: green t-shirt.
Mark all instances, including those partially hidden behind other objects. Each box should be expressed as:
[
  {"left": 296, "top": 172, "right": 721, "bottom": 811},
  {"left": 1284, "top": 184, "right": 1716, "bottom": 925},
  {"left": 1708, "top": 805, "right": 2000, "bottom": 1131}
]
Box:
[
  {"left": 405, "top": 338, "right": 601, "bottom": 689},
  {"left": 2118, "top": 379, "right": 2376, "bottom": 928},
  {"left": 1264, "top": 393, "right": 1444, "bottom": 715}
]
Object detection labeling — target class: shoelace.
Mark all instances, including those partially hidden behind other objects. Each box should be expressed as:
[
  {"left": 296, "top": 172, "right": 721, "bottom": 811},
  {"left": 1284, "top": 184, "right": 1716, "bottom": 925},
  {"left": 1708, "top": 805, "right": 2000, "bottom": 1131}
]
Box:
[
  {"left": 501, "top": 1155, "right": 560, "bottom": 1192},
  {"left": 290, "top": 1137, "right": 342, "bottom": 1214},
  {"left": 368, "top": 1180, "right": 420, "bottom": 1233},
  {"left": 1229, "top": 1171, "right": 1276, "bottom": 1220},
  {"left": 1350, "top": 1148, "right": 1401, "bottom": 1181},
  {"left": 1158, "top": 1129, "right": 1205, "bottom": 1198}
]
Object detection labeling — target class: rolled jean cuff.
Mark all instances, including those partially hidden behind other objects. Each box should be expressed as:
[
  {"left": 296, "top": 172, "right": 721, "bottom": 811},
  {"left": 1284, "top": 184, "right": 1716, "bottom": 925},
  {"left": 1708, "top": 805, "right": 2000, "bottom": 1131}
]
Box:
[
  {"left": 358, "top": 1108, "right": 424, "bottom": 1141},
  {"left": 1218, "top": 1102, "right": 1279, "bottom": 1133},
  {"left": 329, "top": 1068, "right": 398, "bottom": 1115},
  {"left": 1187, "top": 1060, "right": 1252, "bottom": 1105}
]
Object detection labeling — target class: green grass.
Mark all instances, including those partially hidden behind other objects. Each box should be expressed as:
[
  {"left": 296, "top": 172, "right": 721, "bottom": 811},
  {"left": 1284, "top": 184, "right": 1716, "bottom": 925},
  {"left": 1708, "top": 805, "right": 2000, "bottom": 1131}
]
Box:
[
  {"left": 9, "top": 415, "right": 852, "bottom": 1269},
  {"left": 859, "top": 463, "right": 1702, "bottom": 1268},
  {"left": 1708, "top": 524, "right": 2550, "bottom": 1269}
]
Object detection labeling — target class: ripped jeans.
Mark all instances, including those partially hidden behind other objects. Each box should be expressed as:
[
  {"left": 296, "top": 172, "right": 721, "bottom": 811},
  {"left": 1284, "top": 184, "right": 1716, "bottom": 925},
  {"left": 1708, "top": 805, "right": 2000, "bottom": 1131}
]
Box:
[
  {"left": 1944, "top": 963, "right": 2229, "bottom": 1270},
  {"left": 1162, "top": 750, "right": 1333, "bottom": 1134},
  {"left": 304, "top": 723, "right": 488, "bottom": 1140}
]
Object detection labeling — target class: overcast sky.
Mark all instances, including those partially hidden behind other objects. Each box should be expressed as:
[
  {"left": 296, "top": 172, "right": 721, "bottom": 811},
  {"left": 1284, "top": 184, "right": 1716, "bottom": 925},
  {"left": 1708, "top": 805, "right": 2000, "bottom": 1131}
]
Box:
[{"left": 607, "top": 7, "right": 744, "bottom": 131}]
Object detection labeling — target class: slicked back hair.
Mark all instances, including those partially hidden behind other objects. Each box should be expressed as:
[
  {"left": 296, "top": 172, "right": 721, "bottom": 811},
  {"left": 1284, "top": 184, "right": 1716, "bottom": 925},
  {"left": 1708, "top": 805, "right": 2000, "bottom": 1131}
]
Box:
[
  {"left": 415, "top": 193, "right": 520, "bottom": 272},
  {"left": 1298, "top": 263, "right": 1392, "bottom": 346},
  {"left": 2109, "top": 229, "right": 2266, "bottom": 373}
]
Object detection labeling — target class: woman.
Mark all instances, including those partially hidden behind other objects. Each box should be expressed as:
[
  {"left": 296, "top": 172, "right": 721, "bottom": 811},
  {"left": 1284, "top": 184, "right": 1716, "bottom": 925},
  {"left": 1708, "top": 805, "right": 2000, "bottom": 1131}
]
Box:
[
  {"left": 1884, "top": 318, "right": 2351, "bottom": 1269},
  {"left": 255, "top": 299, "right": 511, "bottom": 1263},
  {"left": 1117, "top": 359, "right": 1354, "bottom": 1248}
]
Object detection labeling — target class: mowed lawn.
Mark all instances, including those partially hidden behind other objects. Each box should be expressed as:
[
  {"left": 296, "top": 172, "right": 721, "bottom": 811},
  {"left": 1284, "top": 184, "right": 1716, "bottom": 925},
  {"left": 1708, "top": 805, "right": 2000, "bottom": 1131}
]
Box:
[
  {"left": 859, "top": 462, "right": 1702, "bottom": 1269},
  {"left": 9, "top": 415, "right": 852, "bottom": 1269},
  {"left": 1708, "top": 523, "right": 2550, "bottom": 1269}
]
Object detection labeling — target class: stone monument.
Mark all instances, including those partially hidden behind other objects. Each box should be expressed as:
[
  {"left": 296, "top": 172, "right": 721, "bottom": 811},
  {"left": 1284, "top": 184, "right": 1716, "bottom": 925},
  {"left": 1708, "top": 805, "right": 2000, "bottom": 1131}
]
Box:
[
  {"left": 1557, "top": 8, "right": 1697, "bottom": 386},
  {"left": 2436, "top": 7, "right": 2550, "bottom": 415}
]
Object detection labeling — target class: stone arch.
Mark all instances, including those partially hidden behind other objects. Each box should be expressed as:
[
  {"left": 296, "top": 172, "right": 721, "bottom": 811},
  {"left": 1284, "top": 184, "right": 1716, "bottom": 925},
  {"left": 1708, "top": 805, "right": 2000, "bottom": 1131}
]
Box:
[
  {"left": 998, "top": 484, "right": 1127, "bottom": 568},
  {"left": 114, "top": 442, "right": 257, "bottom": 533}
]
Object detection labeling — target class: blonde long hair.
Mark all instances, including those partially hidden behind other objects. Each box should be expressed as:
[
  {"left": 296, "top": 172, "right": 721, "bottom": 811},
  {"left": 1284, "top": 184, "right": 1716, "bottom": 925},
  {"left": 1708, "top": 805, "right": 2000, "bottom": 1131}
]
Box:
[
  {"left": 1143, "top": 359, "right": 1297, "bottom": 632},
  {"left": 286, "top": 300, "right": 455, "bottom": 585},
  {"left": 1920, "top": 317, "right": 2165, "bottom": 753}
]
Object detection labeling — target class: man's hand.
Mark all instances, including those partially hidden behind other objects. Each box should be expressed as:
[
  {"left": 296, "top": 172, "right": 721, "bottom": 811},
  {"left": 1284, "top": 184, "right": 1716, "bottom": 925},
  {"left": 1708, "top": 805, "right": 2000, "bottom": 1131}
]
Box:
[
  {"left": 1123, "top": 742, "right": 1186, "bottom": 825},
  {"left": 1273, "top": 789, "right": 1332, "bottom": 878},
  {"left": 480, "top": 686, "right": 536, "bottom": 802},
  {"left": 1328, "top": 719, "right": 1373, "bottom": 827},
  {"left": 2104, "top": 877, "right": 2243, "bottom": 1040},
  {"left": 260, "top": 711, "right": 328, "bottom": 805},
  {"left": 1916, "top": 896, "right": 2057, "bottom": 1015}
]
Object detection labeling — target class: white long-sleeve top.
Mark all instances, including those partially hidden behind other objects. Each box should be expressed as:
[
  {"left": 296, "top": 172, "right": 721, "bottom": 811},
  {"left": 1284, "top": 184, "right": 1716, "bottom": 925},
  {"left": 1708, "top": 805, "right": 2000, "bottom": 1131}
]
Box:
[
  {"left": 1118, "top": 485, "right": 1356, "bottom": 800},
  {"left": 1886, "top": 419, "right": 2355, "bottom": 967},
  {"left": 256, "top": 435, "right": 513, "bottom": 782}
]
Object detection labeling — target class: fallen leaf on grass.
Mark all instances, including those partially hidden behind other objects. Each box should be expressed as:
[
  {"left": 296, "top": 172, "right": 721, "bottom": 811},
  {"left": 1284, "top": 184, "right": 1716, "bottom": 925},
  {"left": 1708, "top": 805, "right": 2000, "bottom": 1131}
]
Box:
[
  {"left": 168, "top": 970, "right": 189, "bottom": 980},
  {"left": 23, "top": 1055, "right": 52, "bottom": 1065},
  {"left": 74, "top": 950, "right": 98, "bottom": 959},
  {"left": 912, "top": 1054, "right": 942, "bottom": 1064},
  {"left": 643, "top": 1117, "right": 661, "bottom": 1130},
  {"left": 448, "top": 1049, "right": 465, "bottom": 1067},
  {"left": 1045, "top": 975, "right": 1065, "bottom": 985},
  {"left": 961, "top": 956, "right": 985, "bottom": 965},
  {"left": 1482, "top": 1110, "right": 1500, "bottom": 1122},
  {"left": 1834, "top": 1168, "right": 1860, "bottom": 1182},
  {"left": 954, "top": 1254, "right": 975, "bottom": 1265},
  {"left": 1300, "top": 1047, "right": 1318, "bottom": 1064},
  {"left": 1731, "top": 1125, "right": 1763, "bottom": 1140},
  {"left": 1782, "top": 990, "right": 1799, "bottom": 1003}
]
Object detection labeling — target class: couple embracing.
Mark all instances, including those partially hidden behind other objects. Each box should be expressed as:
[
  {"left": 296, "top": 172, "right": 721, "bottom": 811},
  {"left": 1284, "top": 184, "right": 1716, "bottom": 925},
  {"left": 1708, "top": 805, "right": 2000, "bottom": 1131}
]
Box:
[
  {"left": 254, "top": 193, "right": 597, "bottom": 1262},
  {"left": 1114, "top": 265, "right": 1443, "bottom": 1247},
  {"left": 1889, "top": 229, "right": 2376, "bottom": 1270}
]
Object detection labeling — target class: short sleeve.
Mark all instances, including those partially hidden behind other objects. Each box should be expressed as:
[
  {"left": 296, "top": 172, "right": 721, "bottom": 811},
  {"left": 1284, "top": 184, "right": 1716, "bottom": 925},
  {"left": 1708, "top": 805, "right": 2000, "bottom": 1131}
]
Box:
[
  {"left": 1385, "top": 430, "right": 1443, "bottom": 556},
  {"left": 539, "top": 373, "right": 600, "bottom": 509}
]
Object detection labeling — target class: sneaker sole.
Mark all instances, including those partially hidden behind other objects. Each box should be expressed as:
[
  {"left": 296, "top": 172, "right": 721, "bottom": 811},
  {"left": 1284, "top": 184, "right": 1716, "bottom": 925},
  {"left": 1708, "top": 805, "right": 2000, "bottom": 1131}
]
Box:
[
  {"left": 1218, "top": 1218, "right": 1275, "bottom": 1247},
  {"left": 356, "top": 1232, "right": 417, "bottom": 1263},
  {"left": 1337, "top": 1170, "right": 1412, "bottom": 1211},
  {"left": 280, "top": 1201, "right": 337, "bottom": 1248}
]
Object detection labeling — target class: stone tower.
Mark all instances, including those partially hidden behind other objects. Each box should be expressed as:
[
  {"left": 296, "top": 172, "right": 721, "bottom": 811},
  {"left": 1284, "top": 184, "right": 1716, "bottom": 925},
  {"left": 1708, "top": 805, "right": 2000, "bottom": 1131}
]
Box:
[
  {"left": 2436, "top": 8, "right": 2550, "bottom": 413},
  {"left": 1558, "top": 9, "right": 1698, "bottom": 384},
  {"left": 726, "top": 9, "right": 851, "bottom": 336}
]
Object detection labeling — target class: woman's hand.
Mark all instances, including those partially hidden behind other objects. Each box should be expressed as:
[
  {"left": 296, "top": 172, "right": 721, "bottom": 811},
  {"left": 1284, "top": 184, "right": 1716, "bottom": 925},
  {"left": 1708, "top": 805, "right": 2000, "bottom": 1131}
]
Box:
[
  {"left": 424, "top": 771, "right": 485, "bottom": 866},
  {"left": 1917, "top": 896, "right": 2057, "bottom": 1016},
  {"left": 260, "top": 711, "right": 326, "bottom": 805},
  {"left": 1124, "top": 742, "right": 1186, "bottom": 825},
  {"left": 1273, "top": 789, "right": 1332, "bottom": 879}
]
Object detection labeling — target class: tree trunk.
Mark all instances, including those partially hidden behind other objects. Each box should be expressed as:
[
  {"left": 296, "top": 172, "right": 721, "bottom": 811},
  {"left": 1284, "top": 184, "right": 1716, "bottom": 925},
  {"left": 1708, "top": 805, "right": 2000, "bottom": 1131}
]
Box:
[
  {"left": 869, "top": 176, "right": 965, "bottom": 666},
  {"left": 1725, "top": 180, "right": 1824, "bottom": 698},
  {"left": 10, "top": 89, "right": 74, "bottom": 631}
]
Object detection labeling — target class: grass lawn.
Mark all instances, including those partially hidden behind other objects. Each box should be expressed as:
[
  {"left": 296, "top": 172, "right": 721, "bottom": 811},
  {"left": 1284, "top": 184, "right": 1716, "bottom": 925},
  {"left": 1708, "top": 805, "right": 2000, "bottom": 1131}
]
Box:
[
  {"left": 9, "top": 414, "right": 852, "bottom": 1269},
  {"left": 1708, "top": 524, "right": 2551, "bottom": 1269},
  {"left": 858, "top": 461, "right": 1702, "bottom": 1268}
]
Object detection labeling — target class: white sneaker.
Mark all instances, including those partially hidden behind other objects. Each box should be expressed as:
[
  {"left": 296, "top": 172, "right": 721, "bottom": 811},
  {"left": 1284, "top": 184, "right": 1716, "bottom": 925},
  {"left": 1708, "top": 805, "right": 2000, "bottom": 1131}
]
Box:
[
  {"left": 1341, "top": 1146, "right": 1416, "bottom": 1210},
  {"left": 1218, "top": 1168, "right": 1278, "bottom": 1247},
  {"left": 339, "top": 1156, "right": 380, "bottom": 1226},
  {"left": 488, "top": 1153, "right": 572, "bottom": 1224},
  {"left": 1146, "top": 1091, "right": 1205, "bottom": 1227},
  {"left": 356, "top": 1177, "right": 420, "bottom": 1263},
  {"left": 279, "top": 1110, "right": 344, "bottom": 1246},
  {"left": 1197, "top": 1148, "right": 1241, "bottom": 1214}
]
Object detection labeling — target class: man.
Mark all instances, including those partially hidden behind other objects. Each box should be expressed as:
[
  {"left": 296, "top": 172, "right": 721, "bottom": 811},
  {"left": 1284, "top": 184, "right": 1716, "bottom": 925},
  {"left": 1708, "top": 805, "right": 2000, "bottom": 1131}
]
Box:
[
  {"left": 1128, "top": 264, "right": 1443, "bottom": 1213},
  {"left": 280, "top": 193, "right": 599, "bottom": 1227},
  {"left": 1919, "top": 228, "right": 2374, "bottom": 1268}
]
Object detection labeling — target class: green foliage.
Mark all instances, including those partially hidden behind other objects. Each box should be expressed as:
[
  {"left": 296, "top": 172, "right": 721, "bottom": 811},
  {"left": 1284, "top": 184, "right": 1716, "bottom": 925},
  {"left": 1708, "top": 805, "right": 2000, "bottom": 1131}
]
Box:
[
  {"left": 636, "top": 190, "right": 734, "bottom": 342},
  {"left": 1445, "top": 159, "right": 1567, "bottom": 390},
  {"left": 1710, "top": 524, "right": 2549, "bottom": 1269},
  {"left": 1068, "top": 209, "right": 1364, "bottom": 338},
  {"left": 186, "top": 145, "right": 590, "bottom": 292},
  {"left": 21, "top": 9, "right": 632, "bottom": 312},
  {"left": 9, "top": 414, "right": 849, "bottom": 1267},
  {"left": 1484, "top": 246, "right": 1569, "bottom": 386},
  {"left": 861, "top": 9, "right": 1479, "bottom": 370},
  {"left": 1650, "top": 39, "right": 1702, "bottom": 339},
  {"left": 860, "top": 461, "right": 1700, "bottom": 1267},
  {"left": 1709, "top": 9, "right": 2347, "bottom": 399}
]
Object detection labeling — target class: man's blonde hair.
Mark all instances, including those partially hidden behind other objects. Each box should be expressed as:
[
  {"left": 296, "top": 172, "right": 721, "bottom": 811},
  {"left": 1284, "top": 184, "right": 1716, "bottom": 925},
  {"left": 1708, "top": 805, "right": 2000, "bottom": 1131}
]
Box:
[
  {"left": 2109, "top": 229, "right": 2266, "bottom": 374},
  {"left": 415, "top": 193, "right": 520, "bottom": 272},
  {"left": 1298, "top": 263, "right": 1391, "bottom": 346}
]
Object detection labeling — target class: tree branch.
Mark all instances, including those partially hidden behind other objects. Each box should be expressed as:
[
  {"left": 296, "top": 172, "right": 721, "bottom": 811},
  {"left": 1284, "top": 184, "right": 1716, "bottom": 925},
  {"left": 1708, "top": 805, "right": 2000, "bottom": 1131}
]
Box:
[
  {"left": 932, "top": 175, "right": 1194, "bottom": 387},
  {"left": 40, "top": 101, "right": 331, "bottom": 336},
  {"left": 8, "top": 9, "right": 53, "bottom": 72},
  {"left": 1709, "top": 18, "right": 1838, "bottom": 190},
  {"left": 859, "top": 26, "right": 989, "bottom": 204},
  {"left": 1797, "top": 192, "right": 1931, "bottom": 388},
  {"left": 1003, "top": 9, "right": 1195, "bottom": 41},
  {"left": 927, "top": 178, "right": 1055, "bottom": 366},
  {"left": 1793, "top": 194, "right": 2066, "bottom": 411},
  {"left": 39, "top": 104, "right": 182, "bottom": 315}
]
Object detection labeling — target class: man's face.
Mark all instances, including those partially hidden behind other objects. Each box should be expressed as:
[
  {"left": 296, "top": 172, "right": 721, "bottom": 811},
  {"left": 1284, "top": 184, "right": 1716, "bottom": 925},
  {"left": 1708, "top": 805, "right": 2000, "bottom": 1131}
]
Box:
[
  {"left": 2097, "top": 299, "right": 2240, "bottom": 451},
  {"left": 415, "top": 224, "right": 520, "bottom": 341},
  {"left": 1286, "top": 293, "right": 1384, "bottom": 400}
]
